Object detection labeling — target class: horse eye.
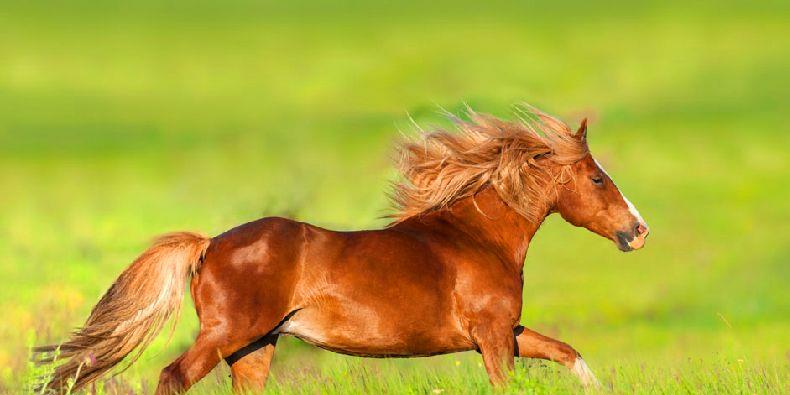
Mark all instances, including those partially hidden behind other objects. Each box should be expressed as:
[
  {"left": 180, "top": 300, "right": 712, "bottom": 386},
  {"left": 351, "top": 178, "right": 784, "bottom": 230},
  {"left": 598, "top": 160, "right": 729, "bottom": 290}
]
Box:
[{"left": 591, "top": 176, "right": 604, "bottom": 186}]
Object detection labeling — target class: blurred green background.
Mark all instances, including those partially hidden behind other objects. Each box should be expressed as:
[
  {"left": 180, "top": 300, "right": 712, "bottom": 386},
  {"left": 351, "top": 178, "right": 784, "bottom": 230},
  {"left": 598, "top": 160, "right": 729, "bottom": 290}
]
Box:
[{"left": 1, "top": 1, "right": 787, "bottom": 393}]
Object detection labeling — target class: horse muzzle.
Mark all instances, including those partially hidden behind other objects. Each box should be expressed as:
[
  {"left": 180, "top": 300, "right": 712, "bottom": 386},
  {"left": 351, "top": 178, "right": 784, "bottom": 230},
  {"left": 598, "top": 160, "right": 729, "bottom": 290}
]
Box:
[{"left": 615, "top": 222, "right": 650, "bottom": 252}]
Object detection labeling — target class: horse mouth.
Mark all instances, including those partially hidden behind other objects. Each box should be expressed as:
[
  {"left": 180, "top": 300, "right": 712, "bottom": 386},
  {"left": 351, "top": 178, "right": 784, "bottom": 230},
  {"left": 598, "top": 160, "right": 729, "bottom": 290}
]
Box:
[{"left": 615, "top": 230, "right": 648, "bottom": 252}]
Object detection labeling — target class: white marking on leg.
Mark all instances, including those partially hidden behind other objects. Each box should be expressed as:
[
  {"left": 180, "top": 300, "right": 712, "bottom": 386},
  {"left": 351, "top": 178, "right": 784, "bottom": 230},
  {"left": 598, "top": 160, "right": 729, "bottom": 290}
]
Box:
[
  {"left": 571, "top": 357, "right": 600, "bottom": 388},
  {"left": 594, "top": 159, "right": 645, "bottom": 224}
]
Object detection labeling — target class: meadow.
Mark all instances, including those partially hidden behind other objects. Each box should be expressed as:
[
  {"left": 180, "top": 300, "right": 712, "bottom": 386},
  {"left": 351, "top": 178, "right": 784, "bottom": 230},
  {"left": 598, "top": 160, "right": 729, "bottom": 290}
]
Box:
[{"left": 0, "top": 1, "right": 788, "bottom": 393}]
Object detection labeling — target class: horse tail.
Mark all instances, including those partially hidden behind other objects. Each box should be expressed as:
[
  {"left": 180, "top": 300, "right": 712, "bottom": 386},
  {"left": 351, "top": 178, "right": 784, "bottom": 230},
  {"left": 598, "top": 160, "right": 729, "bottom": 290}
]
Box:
[{"left": 33, "top": 232, "right": 211, "bottom": 393}]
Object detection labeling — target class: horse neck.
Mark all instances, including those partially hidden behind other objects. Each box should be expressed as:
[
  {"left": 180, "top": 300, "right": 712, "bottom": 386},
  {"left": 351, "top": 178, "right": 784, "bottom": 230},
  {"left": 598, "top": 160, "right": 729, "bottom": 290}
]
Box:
[{"left": 400, "top": 186, "right": 553, "bottom": 270}]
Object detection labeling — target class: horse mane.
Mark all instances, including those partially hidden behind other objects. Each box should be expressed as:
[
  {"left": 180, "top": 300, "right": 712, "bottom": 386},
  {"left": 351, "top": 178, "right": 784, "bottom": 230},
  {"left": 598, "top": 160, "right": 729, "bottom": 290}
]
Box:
[{"left": 389, "top": 105, "right": 589, "bottom": 224}]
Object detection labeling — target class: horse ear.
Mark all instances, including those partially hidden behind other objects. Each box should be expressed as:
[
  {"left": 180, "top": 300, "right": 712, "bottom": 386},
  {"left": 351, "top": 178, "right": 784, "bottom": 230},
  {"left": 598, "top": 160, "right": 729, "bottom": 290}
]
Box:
[{"left": 576, "top": 118, "right": 588, "bottom": 141}]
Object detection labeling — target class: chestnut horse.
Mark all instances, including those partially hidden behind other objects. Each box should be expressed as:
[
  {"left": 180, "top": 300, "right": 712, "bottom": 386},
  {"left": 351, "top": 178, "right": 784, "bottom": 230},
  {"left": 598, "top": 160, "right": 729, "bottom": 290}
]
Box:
[{"left": 35, "top": 106, "right": 649, "bottom": 393}]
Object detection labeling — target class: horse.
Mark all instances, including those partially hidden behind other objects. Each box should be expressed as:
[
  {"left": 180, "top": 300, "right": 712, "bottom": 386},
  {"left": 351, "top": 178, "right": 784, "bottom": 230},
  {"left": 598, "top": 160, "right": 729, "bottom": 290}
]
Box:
[{"left": 34, "top": 105, "right": 649, "bottom": 394}]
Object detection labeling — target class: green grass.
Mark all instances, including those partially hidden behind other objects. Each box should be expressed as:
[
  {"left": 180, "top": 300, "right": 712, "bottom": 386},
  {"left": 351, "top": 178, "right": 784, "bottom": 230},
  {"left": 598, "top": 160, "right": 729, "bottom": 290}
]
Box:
[{"left": 1, "top": 0, "right": 788, "bottom": 393}]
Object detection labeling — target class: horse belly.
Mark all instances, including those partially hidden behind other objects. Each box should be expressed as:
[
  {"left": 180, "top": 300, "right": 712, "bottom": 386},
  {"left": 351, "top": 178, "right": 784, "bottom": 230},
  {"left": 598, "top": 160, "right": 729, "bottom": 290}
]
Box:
[{"left": 277, "top": 305, "right": 472, "bottom": 357}]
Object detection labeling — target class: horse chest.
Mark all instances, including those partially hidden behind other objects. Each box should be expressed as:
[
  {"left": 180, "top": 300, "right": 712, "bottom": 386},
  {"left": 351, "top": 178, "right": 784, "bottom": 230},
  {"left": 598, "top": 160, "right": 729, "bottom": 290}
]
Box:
[{"left": 453, "top": 266, "right": 524, "bottom": 325}]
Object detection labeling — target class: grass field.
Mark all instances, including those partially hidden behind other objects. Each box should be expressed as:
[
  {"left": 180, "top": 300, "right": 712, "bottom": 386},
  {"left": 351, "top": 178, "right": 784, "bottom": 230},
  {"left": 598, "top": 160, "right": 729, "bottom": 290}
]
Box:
[{"left": 1, "top": 1, "right": 788, "bottom": 393}]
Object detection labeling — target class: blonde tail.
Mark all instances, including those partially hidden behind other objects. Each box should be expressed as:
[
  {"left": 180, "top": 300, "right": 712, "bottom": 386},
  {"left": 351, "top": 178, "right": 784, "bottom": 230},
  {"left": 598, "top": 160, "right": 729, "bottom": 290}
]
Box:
[{"left": 33, "top": 232, "right": 211, "bottom": 393}]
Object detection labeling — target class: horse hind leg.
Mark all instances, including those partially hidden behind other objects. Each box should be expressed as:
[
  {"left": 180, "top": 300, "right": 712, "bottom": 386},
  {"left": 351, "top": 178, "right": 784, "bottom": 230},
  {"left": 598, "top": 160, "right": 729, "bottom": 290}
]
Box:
[
  {"left": 153, "top": 303, "right": 284, "bottom": 394},
  {"left": 157, "top": 310, "right": 288, "bottom": 394},
  {"left": 155, "top": 331, "right": 234, "bottom": 395},
  {"left": 226, "top": 334, "right": 279, "bottom": 393},
  {"left": 172, "top": 217, "right": 304, "bottom": 393}
]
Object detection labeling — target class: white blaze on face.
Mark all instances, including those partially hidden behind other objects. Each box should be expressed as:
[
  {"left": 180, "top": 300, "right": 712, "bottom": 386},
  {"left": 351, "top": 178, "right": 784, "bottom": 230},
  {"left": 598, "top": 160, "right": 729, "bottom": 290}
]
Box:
[{"left": 594, "top": 159, "right": 646, "bottom": 225}]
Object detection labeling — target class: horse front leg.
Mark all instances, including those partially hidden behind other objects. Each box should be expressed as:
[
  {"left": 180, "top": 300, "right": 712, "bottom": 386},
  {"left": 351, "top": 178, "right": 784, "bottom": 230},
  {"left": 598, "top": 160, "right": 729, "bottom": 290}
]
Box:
[
  {"left": 471, "top": 323, "right": 516, "bottom": 386},
  {"left": 513, "top": 325, "right": 599, "bottom": 387}
]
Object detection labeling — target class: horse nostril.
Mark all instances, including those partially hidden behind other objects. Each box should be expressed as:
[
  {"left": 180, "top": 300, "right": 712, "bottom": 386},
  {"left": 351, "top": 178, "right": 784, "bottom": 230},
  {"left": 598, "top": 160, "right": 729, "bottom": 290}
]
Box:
[{"left": 635, "top": 223, "right": 648, "bottom": 237}]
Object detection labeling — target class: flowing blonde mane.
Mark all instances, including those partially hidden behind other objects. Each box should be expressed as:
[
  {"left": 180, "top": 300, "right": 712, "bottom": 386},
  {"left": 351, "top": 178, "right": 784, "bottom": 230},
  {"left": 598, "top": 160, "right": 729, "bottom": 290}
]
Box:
[{"left": 390, "top": 105, "right": 589, "bottom": 223}]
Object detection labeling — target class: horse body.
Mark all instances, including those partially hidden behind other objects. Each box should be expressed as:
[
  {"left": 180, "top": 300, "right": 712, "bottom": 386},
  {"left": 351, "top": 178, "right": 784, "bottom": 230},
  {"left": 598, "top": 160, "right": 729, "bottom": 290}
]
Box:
[
  {"left": 35, "top": 107, "right": 650, "bottom": 394},
  {"left": 200, "top": 186, "right": 528, "bottom": 362}
]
